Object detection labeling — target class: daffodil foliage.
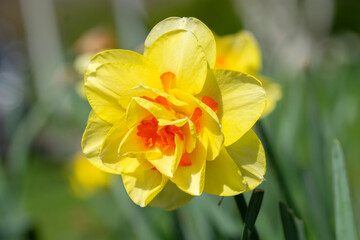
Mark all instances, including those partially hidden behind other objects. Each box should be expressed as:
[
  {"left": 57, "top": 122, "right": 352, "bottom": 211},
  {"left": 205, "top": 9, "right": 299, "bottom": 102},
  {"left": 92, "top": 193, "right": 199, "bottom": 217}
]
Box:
[
  {"left": 82, "top": 17, "right": 266, "bottom": 210},
  {"left": 215, "top": 31, "right": 282, "bottom": 117}
]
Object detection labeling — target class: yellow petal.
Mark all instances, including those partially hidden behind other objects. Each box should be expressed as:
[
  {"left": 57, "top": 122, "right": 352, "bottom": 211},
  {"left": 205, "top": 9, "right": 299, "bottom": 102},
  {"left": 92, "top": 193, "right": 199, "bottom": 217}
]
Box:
[
  {"left": 257, "top": 75, "right": 282, "bottom": 117},
  {"left": 98, "top": 114, "right": 135, "bottom": 174},
  {"left": 145, "top": 30, "right": 208, "bottom": 95},
  {"left": 105, "top": 157, "right": 152, "bottom": 175},
  {"left": 149, "top": 181, "right": 193, "bottom": 210},
  {"left": 182, "top": 119, "right": 197, "bottom": 154},
  {"left": 85, "top": 49, "right": 150, "bottom": 78},
  {"left": 144, "top": 17, "right": 216, "bottom": 67},
  {"left": 118, "top": 127, "right": 163, "bottom": 160},
  {"left": 148, "top": 135, "right": 184, "bottom": 178},
  {"left": 170, "top": 140, "right": 206, "bottom": 195},
  {"left": 81, "top": 111, "right": 119, "bottom": 174},
  {"left": 199, "top": 69, "right": 265, "bottom": 146},
  {"left": 85, "top": 61, "right": 161, "bottom": 124},
  {"left": 226, "top": 129, "right": 266, "bottom": 190},
  {"left": 204, "top": 147, "right": 248, "bottom": 196},
  {"left": 122, "top": 166, "right": 168, "bottom": 207},
  {"left": 215, "top": 31, "right": 261, "bottom": 75}
]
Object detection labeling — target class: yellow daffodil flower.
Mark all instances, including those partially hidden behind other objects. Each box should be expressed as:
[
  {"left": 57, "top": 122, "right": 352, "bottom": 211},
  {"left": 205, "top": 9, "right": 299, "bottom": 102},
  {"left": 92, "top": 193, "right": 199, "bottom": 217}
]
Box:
[
  {"left": 215, "top": 31, "right": 282, "bottom": 116},
  {"left": 82, "top": 17, "right": 266, "bottom": 210},
  {"left": 70, "top": 152, "right": 111, "bottom": 197}
]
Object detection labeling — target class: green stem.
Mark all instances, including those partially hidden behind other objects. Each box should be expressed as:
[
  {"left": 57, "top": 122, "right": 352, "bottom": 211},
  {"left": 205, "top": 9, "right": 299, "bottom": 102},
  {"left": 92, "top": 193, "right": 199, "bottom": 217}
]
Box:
[
  {"left": 234, "top": 194, "right": 247, "bottom": 221},
  {"left": 234, "top": 193, "right": 260, "bottom": 240}
]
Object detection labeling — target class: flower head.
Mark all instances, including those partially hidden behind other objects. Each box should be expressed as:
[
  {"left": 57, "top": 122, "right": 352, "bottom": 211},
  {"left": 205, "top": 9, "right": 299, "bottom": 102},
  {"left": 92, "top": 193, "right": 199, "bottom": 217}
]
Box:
[
  {"left": 82, "top": 17, "right": 266, "bottom": 209},
  {"left": 215, "top": 31, "right": 282, "bottom": 116}
]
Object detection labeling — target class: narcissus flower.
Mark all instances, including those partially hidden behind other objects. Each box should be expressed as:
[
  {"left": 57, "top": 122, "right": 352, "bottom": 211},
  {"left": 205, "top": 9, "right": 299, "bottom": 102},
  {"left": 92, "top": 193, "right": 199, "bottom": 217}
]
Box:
[
  {"left": 70, "top": 152, "right": 111, "bottom": 197},
  {"left": 215, "top": 31, "right": 282, "bottom": 116},
  {"left": 82, "top": 17, "right": 266, "bottom": 210}
]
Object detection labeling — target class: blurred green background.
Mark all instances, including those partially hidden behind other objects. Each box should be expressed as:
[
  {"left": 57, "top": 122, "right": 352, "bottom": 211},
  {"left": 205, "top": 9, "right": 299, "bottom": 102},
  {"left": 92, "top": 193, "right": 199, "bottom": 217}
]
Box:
[{"left": 0, "top": 0, "right": 359, "bottom": 239}]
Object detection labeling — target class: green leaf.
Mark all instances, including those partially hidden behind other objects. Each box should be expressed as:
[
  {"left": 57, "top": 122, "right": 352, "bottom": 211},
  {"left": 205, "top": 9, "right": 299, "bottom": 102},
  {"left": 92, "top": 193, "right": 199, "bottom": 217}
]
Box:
[
  {"left": 332, "top": 139, "right": 358, "bottom": 240},
  {"left": 279, "top": 202, "right": 306, "bottom": 240},
  {"left": 234, "top": 194, "right": 247, "bottom": 221},
  {"left": 241, "top": 189, "right": 264, "bottom": 240}
]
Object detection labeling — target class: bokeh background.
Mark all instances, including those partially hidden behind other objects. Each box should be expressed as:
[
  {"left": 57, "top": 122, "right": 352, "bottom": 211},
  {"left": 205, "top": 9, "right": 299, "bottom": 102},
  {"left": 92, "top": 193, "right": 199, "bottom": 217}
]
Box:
[{"left": 0, "top": 0, "right": 359, "bottom": 239}]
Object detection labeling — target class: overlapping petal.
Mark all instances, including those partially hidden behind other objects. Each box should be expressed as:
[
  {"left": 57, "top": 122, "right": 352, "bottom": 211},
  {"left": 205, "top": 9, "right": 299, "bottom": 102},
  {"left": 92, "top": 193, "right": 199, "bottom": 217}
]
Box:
[
  {"left": 144, "top": 17, "right": 216, "bottom": 67},
  {"left": 199, "top": 69, "right": 265, "bottom": 146},
  {"left": 149, "top": 181, "right": 193, "bottom": 210},
  {"left": 81, "top": 111, "right": 119, "bottom": 174},
  {"left": 204, "top": 147, "right": 248, "bottom": 196},
  {"left": 182, "top": 119, "right": 197, "bottom": 153},
  {"left": 145, "top": 30, "right": 208, "bottom": 95},
  {"left": 99, "top": 114, "right": 128, "bottom": 168},
  {"left": 226, "top": 130, "right": 266, "bottom": 190},
  {"left": 148, "top": 135, "right": 184, "bottom": 178},
  {"left": 85, "top": 60, "right": 161, "bottom": 124},
  {"left": 122, "top": 161, "right": 168, "bottom": 207},
  {"left": 170, "top": 140, "right": 207, "bottom": 195},
  {"left": 85, "top": 50, "right": 151, "bottom": 78}
]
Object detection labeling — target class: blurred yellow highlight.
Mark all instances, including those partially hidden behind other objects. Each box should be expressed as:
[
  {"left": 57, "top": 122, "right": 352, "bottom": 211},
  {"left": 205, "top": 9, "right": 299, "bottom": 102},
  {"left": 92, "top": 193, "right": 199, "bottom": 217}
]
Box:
[{"left": 70, "top": 152, "right": 111, "bottom": 198}]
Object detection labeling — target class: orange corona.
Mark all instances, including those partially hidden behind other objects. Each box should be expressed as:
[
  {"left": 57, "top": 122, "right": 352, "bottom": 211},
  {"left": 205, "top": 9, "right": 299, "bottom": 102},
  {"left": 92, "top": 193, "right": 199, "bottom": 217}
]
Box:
[{"left": 137, "top": 72, "right": 219, "bottom": 169}]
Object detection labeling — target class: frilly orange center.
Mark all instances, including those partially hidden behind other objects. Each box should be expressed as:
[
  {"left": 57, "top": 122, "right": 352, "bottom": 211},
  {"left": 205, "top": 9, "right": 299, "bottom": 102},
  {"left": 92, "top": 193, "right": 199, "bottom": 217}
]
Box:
[
  {"left": 136, "top": 72, "right": 219, "bottom": 168},
  {"left": 137, "top": 117, "right": 184, "bottom": 150}
]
